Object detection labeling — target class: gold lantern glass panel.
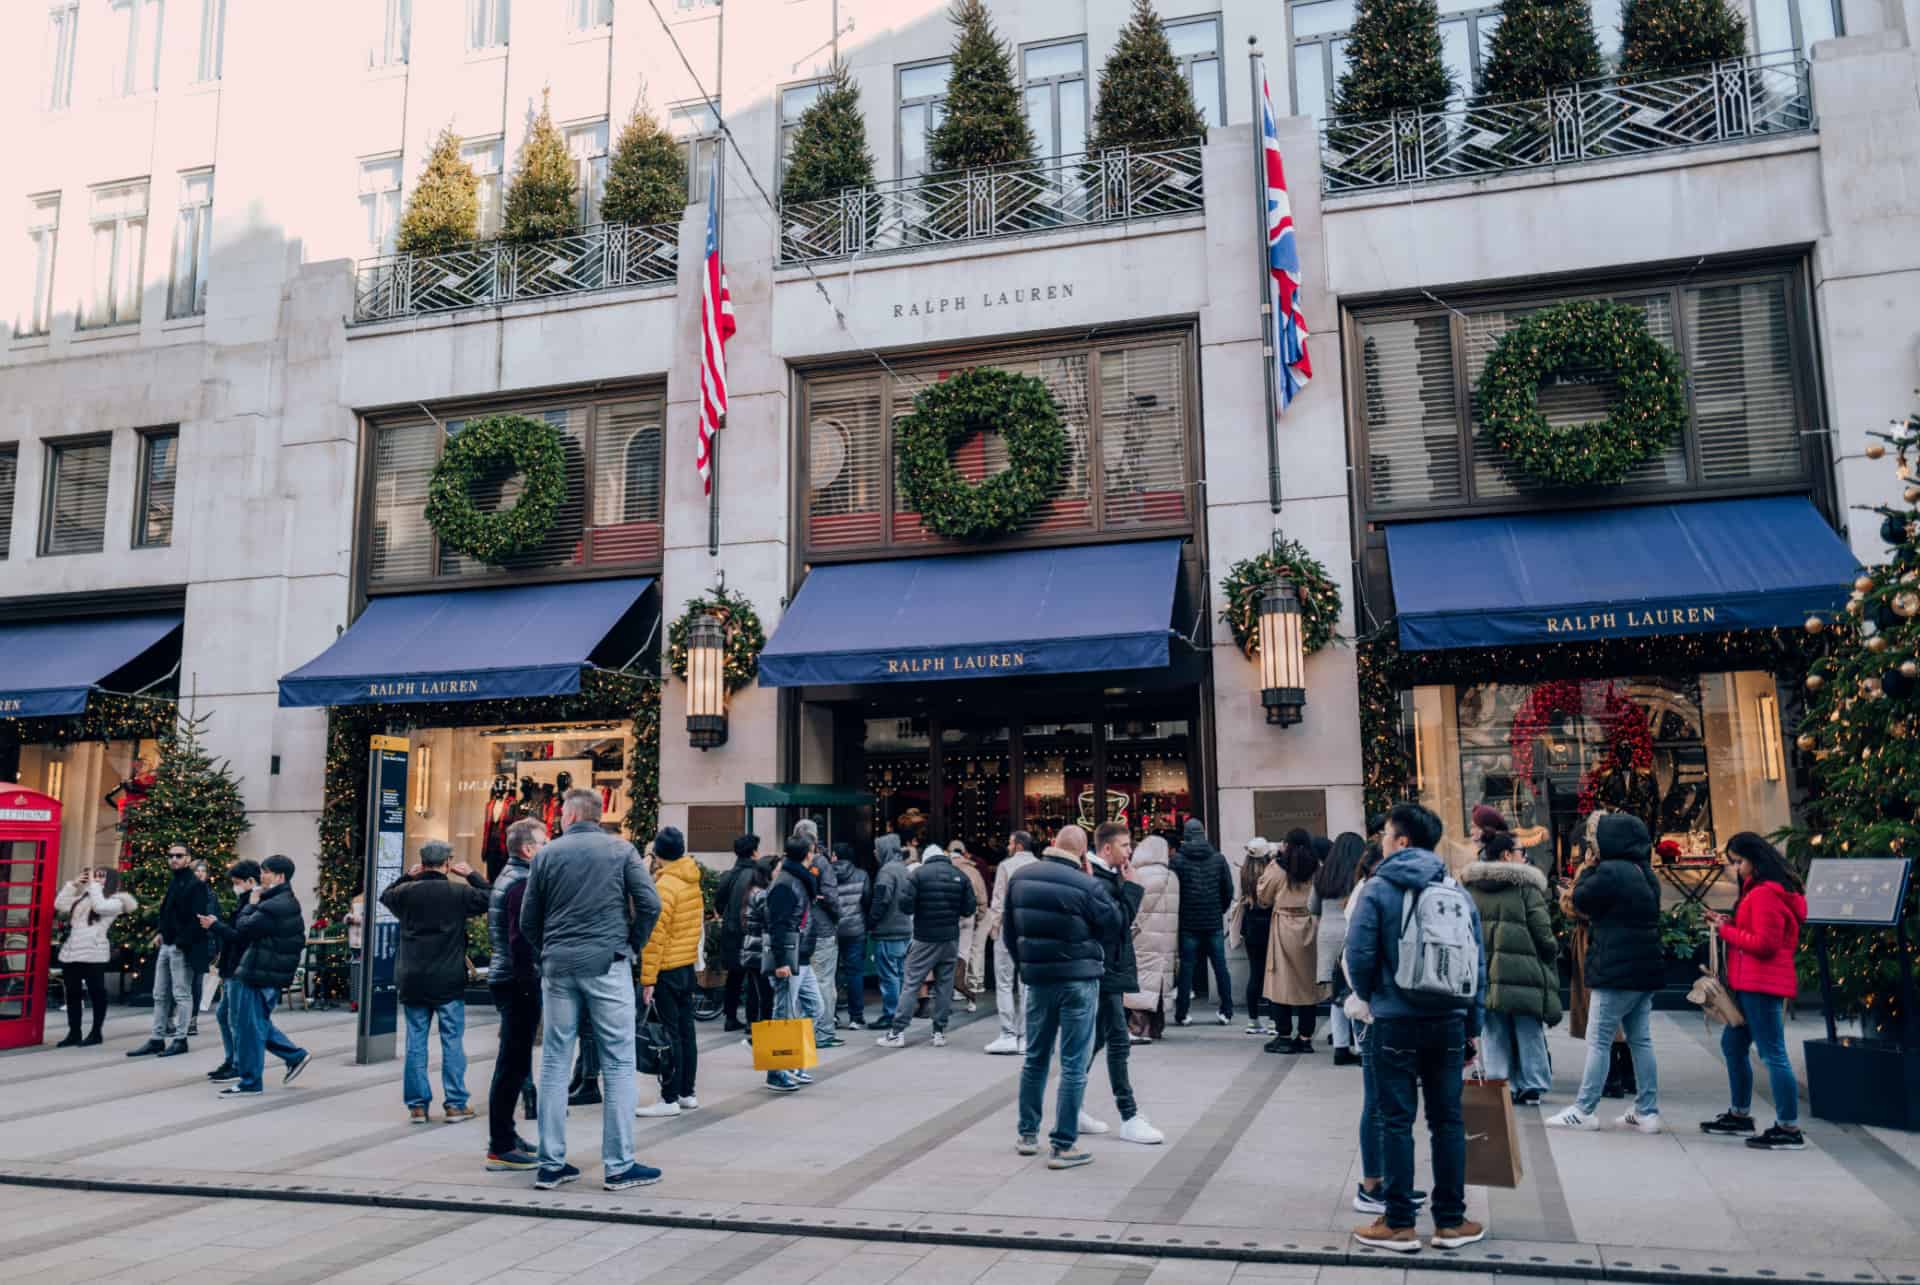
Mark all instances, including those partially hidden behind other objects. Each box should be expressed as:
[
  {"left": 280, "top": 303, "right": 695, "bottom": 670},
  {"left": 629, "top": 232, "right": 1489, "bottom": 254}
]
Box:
[
  {"left": 1258, "top": 577, "right": 1307, "bottom": 727},
  {"left": 686, "top": 611, "right": 729, "bottom": 750}
]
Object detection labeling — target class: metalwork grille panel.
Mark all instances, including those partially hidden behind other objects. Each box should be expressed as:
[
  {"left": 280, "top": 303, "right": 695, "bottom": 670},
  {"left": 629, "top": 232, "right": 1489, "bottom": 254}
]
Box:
[{"left": 352, "top": 220, "right": 680, "bottom": 322}]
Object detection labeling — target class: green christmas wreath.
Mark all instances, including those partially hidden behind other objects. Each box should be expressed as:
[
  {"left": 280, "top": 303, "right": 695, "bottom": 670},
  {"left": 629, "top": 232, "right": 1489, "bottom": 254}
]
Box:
[
  {"left": 426, "top": 414, "right": 568, "bottom": 564},
  {"left": 894, "top": 368, "right": 1068, "bottom": 541},
  {"left": 1219, "top": 536, "right": 1343, "bottom": 659},
  {"left": 668, "top": 586, "right": 766, "bottom": 694},
  {"left": 1476, "top": 300, "right": 1689, "bottom": 489}
]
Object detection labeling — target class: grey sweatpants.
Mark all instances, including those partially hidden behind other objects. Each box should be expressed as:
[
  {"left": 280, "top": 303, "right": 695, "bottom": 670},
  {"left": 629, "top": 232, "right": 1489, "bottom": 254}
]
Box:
[
  {"left": 810, "top": 935, "right": 839, "bottom": 1041},
  {"left": 891, "top": 938, "right": 958, "bottom": 1036},
  {"left": 151, "top": 944, "right": 193, "bottom": 1040}
]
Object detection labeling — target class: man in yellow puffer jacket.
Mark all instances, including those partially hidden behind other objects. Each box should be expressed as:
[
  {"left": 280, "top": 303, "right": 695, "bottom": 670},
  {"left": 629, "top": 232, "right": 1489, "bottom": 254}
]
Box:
[{"left": 638, "top": 827, "right": 705, "bottom": 1117}]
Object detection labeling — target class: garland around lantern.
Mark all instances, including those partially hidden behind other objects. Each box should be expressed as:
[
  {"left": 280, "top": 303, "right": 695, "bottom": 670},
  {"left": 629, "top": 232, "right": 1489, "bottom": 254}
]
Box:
[
  {"left": 893, "top": 368, "right": 1068, "bottom": 541},
  {"left": 425, "top": 414, "right": 569, "bottom": 564},
  {"left": 1476, "top": 300, "right": 1689, "bottom": 489},
  {"left": 668, "top": 587, "right": 766, "bottom": 693},
  {"left": 1219, "top": 537, "right": 1343, "bottom": 659}
]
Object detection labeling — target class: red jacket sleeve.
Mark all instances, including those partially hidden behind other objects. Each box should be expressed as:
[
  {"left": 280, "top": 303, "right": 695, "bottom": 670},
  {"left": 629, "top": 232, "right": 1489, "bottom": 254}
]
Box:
[{"left": 1718, "top": 891, "right": 1789, "bottom": 960}]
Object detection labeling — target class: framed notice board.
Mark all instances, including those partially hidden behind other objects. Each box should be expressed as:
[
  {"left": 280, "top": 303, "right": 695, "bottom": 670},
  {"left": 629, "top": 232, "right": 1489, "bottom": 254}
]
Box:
[
  {"left": 1253, "top": 789, "right": 1329, "bottom": 843},
  {"left": 1803, "top": 858, "right": 1912, "bottom": 928}
]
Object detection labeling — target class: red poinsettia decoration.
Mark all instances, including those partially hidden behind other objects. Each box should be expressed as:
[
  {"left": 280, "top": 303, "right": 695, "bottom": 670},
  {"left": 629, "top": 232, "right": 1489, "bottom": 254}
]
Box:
[{"left": 1508, "top": 679, "right": 1655, "bottom": 817}]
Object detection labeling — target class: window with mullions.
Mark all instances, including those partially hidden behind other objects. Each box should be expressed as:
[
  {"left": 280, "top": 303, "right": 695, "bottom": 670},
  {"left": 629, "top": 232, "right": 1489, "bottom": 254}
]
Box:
[
  {"left": 168, "top": 170, "right": 213, "bottom": 319},
  {"left": 467, "top": 0, "right": 508, "bottom": 50},
  {"left": 0, "top": 446, "right": 17, "bottom": 561},
  {"left": 799, "top": 331, "right": 1195, "bottom": 558},
  {"left": 41, "top": 437, "right": 111, "bottom": 557},
  {"left": 135, "top": 428, "right": 177, "bottom": 548},
  {"left": 45, "top": 2, "right": 81, "bottom": 110},
  {"left": 568, "top": 0, "right": 612, "bottom": 31},
  {"left": 364, "top": 392, "right": 665, "bottom": 588},
  {"left": 1165, "top": 14, "right": 1225, "bottom": 126},
  {"left": 1021, "top": 38, "right": 1086, "bottom": 159},
  {"left": 565, "top": 119, "right": 609, "bottom": 224},
  {"left": 463, "top": 138, "right": 504, "bottom": 237},
  {"left": 897, "top": 59, "right": 950, "bottom": 179},
  {"left": 85, "top": 180, "right": 148, "bottom": 329},
  {"left": 670, "top": 101, "right": 720, "bottom": 202},
  {"left": 778, "top": 80, "right": 828, "bottom": 183},
  {"left": 22, "top": 194, "right": 60, "bottom": 337},
  {"left": 1754, "top": 0, "right": 1840, "bottom": 55},
  {"left": 1347, "top": 265, "right": 1816, "bottom": 519},
  {"left": 1292, "top": 0, "right": 1504, "bottom": 119}
]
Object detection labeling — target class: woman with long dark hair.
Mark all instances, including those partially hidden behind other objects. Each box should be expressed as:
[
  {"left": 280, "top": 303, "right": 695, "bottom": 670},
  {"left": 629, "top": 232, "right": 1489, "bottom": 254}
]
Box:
[
  {"left": 1259, "top": 830, "right": 1323, "bottom": 1053},
  {"left": 1702, "top": 832, "right": 1807, "bottom": 1150},
  {"left": 1312, "top": 833, "right": 1366, "bottom": 1064},
  {"left": 54, "top": 867, "right": 136, "bottom": 1047}
]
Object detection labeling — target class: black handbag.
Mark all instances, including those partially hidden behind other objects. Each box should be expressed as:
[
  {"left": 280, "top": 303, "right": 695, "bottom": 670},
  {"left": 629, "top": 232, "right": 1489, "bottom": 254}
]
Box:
[{"left": 635, "top": 1002, "right": 675, "bottom": 1080}]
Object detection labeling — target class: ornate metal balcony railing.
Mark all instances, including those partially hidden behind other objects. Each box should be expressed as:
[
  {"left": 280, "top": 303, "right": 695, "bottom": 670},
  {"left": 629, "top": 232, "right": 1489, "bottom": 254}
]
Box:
[
  {"left": 352, "top": 220, "right": 680, "bottom": 323},
  {"left": 1321, "top": 51, "right": 1814, "bottom": 195},
  {"left": 778, "top": 141, "right": 1205, "bottom": 264}
]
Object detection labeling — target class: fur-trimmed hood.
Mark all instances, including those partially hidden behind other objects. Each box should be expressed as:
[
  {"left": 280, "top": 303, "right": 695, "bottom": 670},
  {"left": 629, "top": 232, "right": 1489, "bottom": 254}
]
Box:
[{"left": 1461, "top": 859, "right": 1547, "bottom": 893}]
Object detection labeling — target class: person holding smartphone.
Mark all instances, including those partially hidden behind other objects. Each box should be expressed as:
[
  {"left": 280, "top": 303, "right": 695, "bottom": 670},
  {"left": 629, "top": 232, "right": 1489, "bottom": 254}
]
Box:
[{"left": 55, "top": 868, "right": 136, "bottom": 1047}]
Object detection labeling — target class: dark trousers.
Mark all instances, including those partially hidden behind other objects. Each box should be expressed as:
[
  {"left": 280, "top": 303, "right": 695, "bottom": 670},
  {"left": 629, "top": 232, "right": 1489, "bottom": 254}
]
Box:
[
  {"left": 1243, "top": 924, "right": 1270, "bottom": 1022},
  {"left": 1275, "top": 1003, "right": 1318, "bottom": 1038},
  {"left": 744, "top": 970, "right": 774, "bottom": 1025},
  {"left": 722, "top": 964, "right": 746, "bottom": 1026},
  {"left": 488, "top": 982, "right": 541, "bottom": 1154},
  {"left": 653, "top": 965, "right": 699, "bottom": 1103},
  {"left": 1371, "top": 1015, "right": 1468, "bottom": 1231},
  {"left": 1090, "top": 989, "right": 1137, "bottom": 1120},
  {"left": 1175, "top": 930, "right": 1234, "bottom": 1021},
  {"left": 63, "top": 961, "right": 108, "bottom": 1037},
  {"left": 837, "top": 935, "right": 868, "bottom": 1021}
]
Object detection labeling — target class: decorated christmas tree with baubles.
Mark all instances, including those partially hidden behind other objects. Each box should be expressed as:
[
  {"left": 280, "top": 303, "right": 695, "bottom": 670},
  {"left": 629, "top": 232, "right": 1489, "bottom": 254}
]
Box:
[{"left": 1787, "top": 403, "right": 1920, "bottom": 1028}]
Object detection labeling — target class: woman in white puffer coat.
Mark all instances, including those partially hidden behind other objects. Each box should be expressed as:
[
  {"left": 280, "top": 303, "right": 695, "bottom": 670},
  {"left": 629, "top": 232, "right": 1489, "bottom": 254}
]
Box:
[
  {"left": 1124, "top": 835, "right": 1180, "bottom": 1042},
  {"left": 55, "top": 868, "right": 136, "bottom": 1047}
]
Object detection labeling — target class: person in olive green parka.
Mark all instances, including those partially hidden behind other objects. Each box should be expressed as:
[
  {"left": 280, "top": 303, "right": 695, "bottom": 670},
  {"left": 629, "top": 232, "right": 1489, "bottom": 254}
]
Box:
[{"left": 1461, "top": 831, "right": 1559, "bottom": 1104}]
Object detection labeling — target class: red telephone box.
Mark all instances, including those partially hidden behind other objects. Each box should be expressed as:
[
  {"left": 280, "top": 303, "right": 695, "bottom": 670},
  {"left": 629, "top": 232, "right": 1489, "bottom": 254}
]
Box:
[{"left": 0, "top": 788, "right": 61, "bottom": 1050}]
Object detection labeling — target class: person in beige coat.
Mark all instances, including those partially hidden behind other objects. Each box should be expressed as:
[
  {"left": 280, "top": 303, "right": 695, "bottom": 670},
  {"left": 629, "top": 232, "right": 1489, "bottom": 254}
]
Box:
[
  {"left": 1259, "top": 830, "right": 1325, "bottom": 1054},
  {"left": 1123, "top": 836, "right": 1179, "bottom": 1042},
  {"left": 949, "top": 840, "right": 991, "bottom": 1011}
]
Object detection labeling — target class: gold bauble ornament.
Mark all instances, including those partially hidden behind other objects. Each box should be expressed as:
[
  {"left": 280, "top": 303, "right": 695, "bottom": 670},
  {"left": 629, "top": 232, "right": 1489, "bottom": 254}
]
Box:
[
  {"left": 1805, "top": 615, "right": 1826, "bottom": 634},
  {"left": 1903, "top": 660, "right": 1919, "bottom": 679},
  {"left": 1895, "top": 591, "right": 1920, "bottom": 619},
  {"left": 1867, "top": 635, "right": 1890, "bottom": 653},
  {"left": 1796, "top": 732, "right": 1817, "bottom": 752},
  {"left": 1856, "top": 576, "right": 1876, "bottom": 594},
  {"left": 1806, "top": 673, "right": 1826, "bottom": 691},
  {"left": 1864, "top": 677, "right": 1885, "bottom": 698},
  {"left": 1905, "top": 485, "right": 1920, "bottom": 505},
  {"left": 1867, "top": 443, "right": 1887, "bottom": 459},
  {"left": 1848, "top": 597, "right": 1864, "bottom": 615},
  {"left": 1810, "top": 833, "right": 1824, "bottom": 846}
]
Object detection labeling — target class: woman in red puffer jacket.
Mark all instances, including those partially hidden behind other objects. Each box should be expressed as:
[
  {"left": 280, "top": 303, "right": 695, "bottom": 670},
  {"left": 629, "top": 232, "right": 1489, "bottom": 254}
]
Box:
[{"left": 1700, "top": 832, "right": 1807, "bottom": 1151}]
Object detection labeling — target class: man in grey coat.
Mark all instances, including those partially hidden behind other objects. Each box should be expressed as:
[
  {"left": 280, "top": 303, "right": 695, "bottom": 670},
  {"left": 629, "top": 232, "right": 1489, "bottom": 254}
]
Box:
[
  {"left": 519, "top": 789, "right": 661, "bottom": 1192},
  {"left": 867, "top": 831, "right": 915, "bottom": 1030}
]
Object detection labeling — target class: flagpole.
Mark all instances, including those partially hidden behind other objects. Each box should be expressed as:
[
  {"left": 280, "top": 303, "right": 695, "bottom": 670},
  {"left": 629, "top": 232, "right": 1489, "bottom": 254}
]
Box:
[
  {"left": 1249, "top": 38, "right": 1284, "bottom": 516},
  {"left": 708, "top": 1, "right": 726, "bottom": 558}
]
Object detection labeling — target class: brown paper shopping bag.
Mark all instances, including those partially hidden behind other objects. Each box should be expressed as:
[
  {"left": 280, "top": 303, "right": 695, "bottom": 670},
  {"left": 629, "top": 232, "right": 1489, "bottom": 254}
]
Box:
[
  {"left": 751, "top": 1018, "right": 818, "bottom": 1072},
  {"left": 1462, "top": 1073, "right": 1524, "bottom": 1188}
]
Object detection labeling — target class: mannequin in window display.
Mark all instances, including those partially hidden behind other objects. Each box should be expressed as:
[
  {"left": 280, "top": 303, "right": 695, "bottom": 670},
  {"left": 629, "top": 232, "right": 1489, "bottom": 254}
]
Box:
[
  {"left": 104, "top": 757, "right": 157, "bottom": 867},
  {"left": 481, "top": 777, "right": 515, "bottom": 881}
]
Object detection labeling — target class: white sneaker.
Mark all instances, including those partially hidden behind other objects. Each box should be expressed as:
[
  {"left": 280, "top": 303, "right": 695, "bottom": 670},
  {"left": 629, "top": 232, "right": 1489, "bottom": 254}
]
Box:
[
  {"left": 677, "top": 1095, "right": 699, "bottom": 1111},
  {"left": 984, "top": 1034, "right": 1021, "bottom": 1055},
  {"left": 1118, "top": 1116, "right": 1164, "bottom": 1145},
  {"left": 931, "top": 1031, "right": 948, "bottom": 1047},
  {"left": 1078, "top": 1109, "right": 1110, "bottom": 1135},
  {"left": 1215, "top": 1012, "right": 1231, "bottom": 1026},
  {"left": 1619, "top": 1109, "right": 1663, "bottom": 1134},
  {"left": 876, "top": 1031, "right": 904, "bottom": 1048},
  {"left": 635, "top": 1100, "right": 681, "bottom": 1118},
  {"left": 1546, "top": 1106, "right": 1600, "bottom": 1131}
]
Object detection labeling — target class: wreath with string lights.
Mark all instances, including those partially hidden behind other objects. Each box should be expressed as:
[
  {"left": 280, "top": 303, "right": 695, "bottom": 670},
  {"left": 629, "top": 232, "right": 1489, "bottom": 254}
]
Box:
[
  {"left": 1508, "top": 680, "right": 1654, "bottom": 814},
  {"left": 1219, "top": 537, "right": 1343, "bottom": 659},
  {"left": 425, "top": 414, "right": 568, "bottom": 564},
  {"left": 1476, "top": 300, "right": 1689, "bottom": 489},
  {"left": 894, "top": 368, "right": 1068, "bottom": 541},
  {"left": 667, "top": 587, "right": 766, "bottom": 694}
]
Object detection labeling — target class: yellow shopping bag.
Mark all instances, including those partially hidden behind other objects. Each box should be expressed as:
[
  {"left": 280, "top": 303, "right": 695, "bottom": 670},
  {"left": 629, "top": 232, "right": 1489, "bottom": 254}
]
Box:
[{"left": 751, "top": 1018, "right": 818, "bottom": 1071}]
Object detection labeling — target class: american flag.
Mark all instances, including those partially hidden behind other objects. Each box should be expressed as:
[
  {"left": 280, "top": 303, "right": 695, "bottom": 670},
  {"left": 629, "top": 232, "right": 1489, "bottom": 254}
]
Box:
[
  {"left": 1261, "top": 72, "right": 1312, "bottom": 409},
  {"left": 697, "top": 167, "right": 735, "bottom": 495}
]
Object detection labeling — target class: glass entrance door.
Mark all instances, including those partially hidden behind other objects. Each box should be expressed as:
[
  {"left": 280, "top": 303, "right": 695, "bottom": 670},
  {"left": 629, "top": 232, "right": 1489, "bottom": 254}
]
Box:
[{"left": 0, "top": 839, "right": 49, "bottom": 1031}]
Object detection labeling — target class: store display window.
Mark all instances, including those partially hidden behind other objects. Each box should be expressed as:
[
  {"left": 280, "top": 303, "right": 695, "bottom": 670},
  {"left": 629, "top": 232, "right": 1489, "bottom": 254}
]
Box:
[
  {"left": 403, "top": 720, "right": 636, "bottom": 878},
  {"left": 1020, "top": 722, "right": 1095, "bottom": 850},
  {"left": 12, "top": 739, "right": 164, "bottom": 879},
  {"left": 1101, "top": 717, "right": 1194, "bottom": 844}
]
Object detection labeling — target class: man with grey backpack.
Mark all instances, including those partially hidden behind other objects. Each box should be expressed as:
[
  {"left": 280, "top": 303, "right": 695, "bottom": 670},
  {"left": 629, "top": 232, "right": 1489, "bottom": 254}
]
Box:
[{"left": 1343, "top": 803, "right": 1488, "bottom": 1255}]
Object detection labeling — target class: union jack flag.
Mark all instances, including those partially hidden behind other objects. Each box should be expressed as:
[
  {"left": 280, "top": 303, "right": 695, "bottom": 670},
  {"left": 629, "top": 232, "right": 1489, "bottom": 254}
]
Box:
[
  {"left": 1261, "top": 72, "right": 1312, "bottom": 409},
  {"left": 697, "top": 167, "right": 735, "bottom": 496}
]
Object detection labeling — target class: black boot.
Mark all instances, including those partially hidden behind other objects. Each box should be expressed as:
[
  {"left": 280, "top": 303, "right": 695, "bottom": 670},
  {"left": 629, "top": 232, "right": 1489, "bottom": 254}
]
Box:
[
  {"left": 126, "top": 1039, "right": 166, "bottom": 1057},
  {"left": 1603, "top": 1041, "right": 1636, "bottom": 1098},
  {"left": 57, "top": 1029, "right": 83, "bottom": 1048},
  {"left": 82, "top": 1029, "right": 104, "bottom": 1047},
  {"left": 158, "top": 1039, "right": 190, "bottom": 1057}
]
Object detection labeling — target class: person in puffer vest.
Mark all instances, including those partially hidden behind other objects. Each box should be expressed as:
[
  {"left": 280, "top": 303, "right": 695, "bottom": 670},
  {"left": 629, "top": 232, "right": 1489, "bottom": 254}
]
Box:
[{"left": 876, "top": 843, "right": 976, "bottom": 1047}]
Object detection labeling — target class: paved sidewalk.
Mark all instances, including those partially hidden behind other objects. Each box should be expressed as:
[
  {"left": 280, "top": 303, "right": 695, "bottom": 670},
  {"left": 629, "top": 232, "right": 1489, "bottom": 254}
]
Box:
[{"left": 1, "top": 991, "right": 1916, "bottom": 1284}]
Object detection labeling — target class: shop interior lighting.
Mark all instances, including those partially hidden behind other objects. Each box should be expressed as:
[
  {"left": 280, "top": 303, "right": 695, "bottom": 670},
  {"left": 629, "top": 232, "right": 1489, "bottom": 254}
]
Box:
[{"left": 1755, "top": 690, "right": 1783, "bottom": 782}]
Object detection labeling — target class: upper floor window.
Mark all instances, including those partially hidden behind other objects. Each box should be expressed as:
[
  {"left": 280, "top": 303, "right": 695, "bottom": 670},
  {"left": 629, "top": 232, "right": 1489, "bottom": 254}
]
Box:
[
  {"left": 778, "top": 80, "right": 828, "bottom": 182},
  {"left": 800, "top": 330, "right": 1195, "bottom": 559},
  {"left": 196, "top": 0, "right": 226, "bottom": 80},
  {"left": 565, "top": 120, "right": 610, "bottom": 224},
  {"left": 22, "top": 193, "right": 61, "bottom": 338},
  {"left": 1755, "top": 0, "right": 1839, "bottom": 55},
  {"left": 365, "top": 392, "right": 664, "bottom": 588},
  {"left": 1165, "top": 15, "right": 1225, "bottom": 125},
  {"left": 41, "top": 437, "right": 111, "bottom": 557},
  {"left": 1292, "top": 0, "right": 1501, "bottom": 118},
  {"left": 568, "top": 0, "right": 612, "bottom": 31},
  {"left": 0, "top": 445, "right": 17, "bottom": 561},
  {"left": 109, "top": 0, "right": 165, "bottom": 97},
  {"left": 897, "top": 59, "right": 951, "bottom": 179},
  {"left": 369, "top": 0, "right": 411, "bottom": 67},
  {"left": 85, "top": 180, "right": 148, "bottom": 328},
  {"left": 359, "top": 155, "right": 402, "bottom": 258},
  {"left": 463, "top": 137, "right": 505, "bottom": 238},
  {"left": 1348, "top": 265, "right": 1816, "bottom": 518},
  {"left": 168, "top": 170, "right": 213, "bottom": 319},
  {"left": 1022, "top": 38, "right": 1087, "bottom": 159},
  {"left": 670, "top": 101, "right": 720, "bottom": 201},
  {"left": 467, "top": 0, "right": 509, "bottom": 50},
  {"left": 135, "top": 428, "right": 177, "bottom": 548},
  {"left": 45, "top": 2, "right": 80, "bottom": 109}
]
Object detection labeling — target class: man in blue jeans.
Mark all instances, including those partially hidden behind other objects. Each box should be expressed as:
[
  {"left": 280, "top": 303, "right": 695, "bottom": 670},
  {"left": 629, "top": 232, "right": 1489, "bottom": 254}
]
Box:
[
  {"left": 866, "top": 830, "right": 916, "bottom": 1029},
  {"left": 1169, "top": 820, "right": 1235, "bottom": 1025},
  {"left": 519, "top": 789, "right": 661, "bottom": 1191},
  {"left": 1003, "top": 825, "right": 1122, "bottom": 1170},
  {"left": 1344, "top": 803, "right": 1488, "bottom": 1253},
  {"left": 380, "top": 840, "right": 492, "bottom": 1123},
  {"left": 219, "top": 854, "right": 311, "bottom": 1097}
]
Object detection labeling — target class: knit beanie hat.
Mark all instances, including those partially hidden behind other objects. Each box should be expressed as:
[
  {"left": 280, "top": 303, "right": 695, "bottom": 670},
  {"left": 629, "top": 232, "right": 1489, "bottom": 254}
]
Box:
[{"left": 653, "top": 826, "right": 687, "bottom": 862}]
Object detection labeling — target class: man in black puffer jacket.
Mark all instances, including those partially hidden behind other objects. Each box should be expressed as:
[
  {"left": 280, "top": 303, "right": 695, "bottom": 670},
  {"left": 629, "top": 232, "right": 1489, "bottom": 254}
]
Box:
[
  {"left": 223, "top": 854, "right": 311, "bottom": 1097},
  {"left": 198, "top": 859, "right": 261, "bottom": 1083},
  {"left": 830, "top": 843, "right": 872, "bottom": 1028},
  {"left": 714, "top": 835, "right": 761, "bottom": 1031},
  {"left": 877, "top": 843, "right": 976, "bottom": 1048},
  {"left": 1169, "top": 818, "right": 1236, "bottom": 1025},
  {"left": 1003, "top": 825, "right": 1122, "bottom": 1166},
  {"left": 1551, "top": 813, "right": 1665, "bottom": 1132}
]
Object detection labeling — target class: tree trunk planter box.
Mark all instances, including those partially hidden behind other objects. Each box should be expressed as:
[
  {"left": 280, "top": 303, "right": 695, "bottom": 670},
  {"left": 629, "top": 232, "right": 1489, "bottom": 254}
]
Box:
[{"left": 1805, "top": 1037, "right": 1920, "bottom": 1130}]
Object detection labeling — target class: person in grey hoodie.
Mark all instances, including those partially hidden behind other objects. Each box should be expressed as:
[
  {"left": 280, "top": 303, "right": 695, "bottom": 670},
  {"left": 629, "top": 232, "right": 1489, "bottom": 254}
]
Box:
[
  {"left": 518, "top": 789, "right": 662, "bottom": 1193},
  {"left": 867, "top": 829, "right": 915, "bottom": 1029},
  {"left": 984, "top": 831, "right": 1041, "bottom": 1054}
]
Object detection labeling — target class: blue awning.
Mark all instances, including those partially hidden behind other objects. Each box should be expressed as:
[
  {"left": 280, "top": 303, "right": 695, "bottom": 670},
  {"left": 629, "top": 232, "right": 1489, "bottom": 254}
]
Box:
[
  {"left": 0, "top": 612, "right": 182, "bottom": 718},
  {"left": 759, "top": 539, "right": 1185, "bottom": 688},
  {"left": 278, "top": 577, "right": 655, "bottom": 707},
  {"left": 1385, "top": 496, "right": 1857, "bottom": 651}
]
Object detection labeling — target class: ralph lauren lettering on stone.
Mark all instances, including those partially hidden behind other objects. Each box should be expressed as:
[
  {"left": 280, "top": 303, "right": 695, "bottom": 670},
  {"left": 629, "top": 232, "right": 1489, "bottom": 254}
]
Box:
[{"left": 891, "top": 282, "right": 1073, "bottom": 319}]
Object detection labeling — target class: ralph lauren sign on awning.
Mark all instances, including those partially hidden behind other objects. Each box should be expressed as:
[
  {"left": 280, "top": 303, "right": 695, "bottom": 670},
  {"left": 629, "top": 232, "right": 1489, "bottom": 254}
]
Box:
[{"left": 1385, "top": 497, "right": 1858, "bottom": 651}]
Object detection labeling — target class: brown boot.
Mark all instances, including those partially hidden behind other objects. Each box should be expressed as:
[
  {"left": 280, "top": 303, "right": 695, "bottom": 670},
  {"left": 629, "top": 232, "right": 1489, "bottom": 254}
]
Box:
[
  {"left": 1352, "top": 1219, "right": 1421, "bottom": 1253},
  {"left": 1431, "top": 1220, "right": 1486, "bottom": 1249}
]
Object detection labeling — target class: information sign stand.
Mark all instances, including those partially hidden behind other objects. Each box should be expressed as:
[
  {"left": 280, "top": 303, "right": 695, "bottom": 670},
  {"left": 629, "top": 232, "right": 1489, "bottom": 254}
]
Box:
[
  {"left": 355, "top": 735, "right": 408, "bottom": 1065},
  {"left": 1802, "top": 857, "right": 1919, "bottom": 1130}
]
